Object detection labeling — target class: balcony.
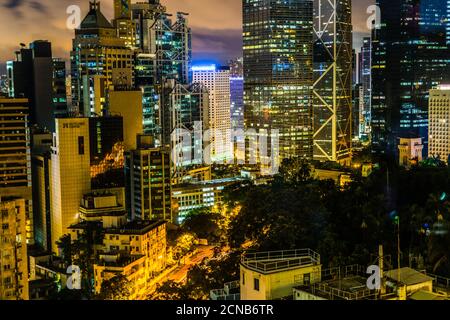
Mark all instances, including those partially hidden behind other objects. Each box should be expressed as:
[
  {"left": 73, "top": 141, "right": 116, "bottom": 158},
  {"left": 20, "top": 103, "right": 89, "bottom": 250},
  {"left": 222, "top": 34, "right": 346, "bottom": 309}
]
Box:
[{"left": 241, "top": 249, "right": 320, "bottom": 274}]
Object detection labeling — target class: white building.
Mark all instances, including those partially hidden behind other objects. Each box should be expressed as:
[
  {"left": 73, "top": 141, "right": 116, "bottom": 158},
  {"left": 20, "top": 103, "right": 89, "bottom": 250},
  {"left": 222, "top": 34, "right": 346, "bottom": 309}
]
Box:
[
  {"left": 50, "top": 118, "right": 91, "bottom": 253},
  {"left": 429, "top": 85, "right": 450, "bottom": 163},
  {"left": 192, "top": 65, "right": 232, "bottom": 162}
]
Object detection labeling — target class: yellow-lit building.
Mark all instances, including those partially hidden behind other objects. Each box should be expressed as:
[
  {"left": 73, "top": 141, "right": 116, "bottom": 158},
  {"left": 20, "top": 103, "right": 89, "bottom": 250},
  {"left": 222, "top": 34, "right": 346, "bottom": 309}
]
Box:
[
  {"left": 94, "top": 253, "right": 147, "bottom": 300},
  {"left": 0, "top": 197, "right": 29, "bottom": 300},
  {"left": 69, "top": 190, "right": 167, "bottom": 299},
  {"left": 240, "top": 249, "right": 322, "bottom": 300},
  {"left": 109, "top": 89, "right": 143, "bottom": 151},
  {"left": 50, "top": 118, "right": 91, "bottom": 254}
]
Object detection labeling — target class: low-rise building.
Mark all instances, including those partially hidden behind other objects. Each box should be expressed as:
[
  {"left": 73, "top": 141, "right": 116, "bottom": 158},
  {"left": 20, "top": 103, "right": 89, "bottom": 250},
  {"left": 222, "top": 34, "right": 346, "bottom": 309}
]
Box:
[
  {"left": 240, "top": 249, "right": 322, "bottom": 300},
  {"left": 172, "top": 177, "right": 244, "bottom": 223}
]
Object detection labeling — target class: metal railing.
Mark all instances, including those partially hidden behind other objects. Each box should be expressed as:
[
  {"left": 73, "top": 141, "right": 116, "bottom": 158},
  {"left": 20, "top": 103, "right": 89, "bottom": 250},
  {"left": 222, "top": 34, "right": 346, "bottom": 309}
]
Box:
[
  {"left": 418, "top": 270, "right": 450, "bottom": 292},
  {"left": 241, "top": 249, "right": 320, "bottom": 273},
  {"left": 309, "top": 282, "right": 377, "bottom": 301},
  {"left": 210, "top": 289, "right": 240, "bottom": 301}
]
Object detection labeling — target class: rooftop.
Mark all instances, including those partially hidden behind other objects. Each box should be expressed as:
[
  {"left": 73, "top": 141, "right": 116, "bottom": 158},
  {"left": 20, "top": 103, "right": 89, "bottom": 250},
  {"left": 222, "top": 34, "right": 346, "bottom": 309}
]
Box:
[
  {"left": 80, "top": 1, "right": 114, "bottom": 29},
  {"left": 385, "top": 267, "right": 434, "bottom": 286},
  {"left": 241, "top": 249, "right": 320, "bottom": 274},
  {"left": 105, "top": 220, "right": 166, "bottom": 235}
]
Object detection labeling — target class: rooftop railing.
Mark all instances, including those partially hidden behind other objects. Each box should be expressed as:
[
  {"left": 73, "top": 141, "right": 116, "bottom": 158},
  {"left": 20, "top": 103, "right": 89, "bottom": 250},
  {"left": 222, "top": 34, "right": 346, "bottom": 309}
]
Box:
[{"left": 241, "top": 249, "right": 320, "bottom": 274}]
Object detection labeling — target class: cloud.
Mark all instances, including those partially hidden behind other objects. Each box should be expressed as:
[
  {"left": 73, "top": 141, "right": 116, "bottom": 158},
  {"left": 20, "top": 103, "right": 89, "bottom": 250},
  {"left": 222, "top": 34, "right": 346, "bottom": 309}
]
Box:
[
  {"left": 193, "top": 28, "right": 242, "bottom": 63},
  {"left": 0, "top": 0, "right": 374, "bottom": 66}
]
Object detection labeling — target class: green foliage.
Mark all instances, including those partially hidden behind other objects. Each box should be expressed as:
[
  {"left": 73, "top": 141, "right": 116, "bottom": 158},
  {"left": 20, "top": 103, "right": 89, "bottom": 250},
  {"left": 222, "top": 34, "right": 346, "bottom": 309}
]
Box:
[
  {"left": 182, "top": 207, "right": 222, "bottom": 242},
  {"left": 97, "top": 275, "right": 133, "bottom": 300},
  {"left": 155, "top": 251, "right": 242, "bottom": 300}
]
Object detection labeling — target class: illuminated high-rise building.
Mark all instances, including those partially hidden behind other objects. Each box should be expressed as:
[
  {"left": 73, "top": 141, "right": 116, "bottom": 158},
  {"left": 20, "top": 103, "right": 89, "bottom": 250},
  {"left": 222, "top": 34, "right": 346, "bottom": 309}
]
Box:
[
  {"left": 168, "top": 82, "right": 210, "bottom": 168},
  {"left": 71, "top": 1, "right": 134, "bottom": 115},
  {"left": 313, "top": 0, "right": 353, "bottom": 164},
  {"left": 132, "top": 2, "right": 192, "bottom": 142},
  {"left": 359, "top": 37, "right": 372, "bottom": 141},
  {"left": 193, "top": 65, "right": 232, "bottom": 162},
  {"left": 230, "top": 76, "right": 244, "bottom": 131},
  {"left": 243, "top": 0, "right": 314, "bottom": 161},
  {"left": 7, "top": 41, "right": 67, "bottom": 132},
  {"left": 125, "top": 135, "right": 172, "bottom": 222},
  {"left": 50, "top": 118, "right": 91, "bottom": 253},
  {"left": 0, "top": 97, "right": 34, "bottom": 245},
  {"left": 0, "top": 197, "right": 29, "bottom": 300},
  {"left": 52, "top": 58, "right": 69, "bottom": 119},
  {"left": 428, "top": 85, "right": 450, "bottom": 162},
  {"left": 371, "top": 0, "right": 450, "bottom": 157},
  {"left": 113, "top": 0, "right": 136, "bottom": 48}
]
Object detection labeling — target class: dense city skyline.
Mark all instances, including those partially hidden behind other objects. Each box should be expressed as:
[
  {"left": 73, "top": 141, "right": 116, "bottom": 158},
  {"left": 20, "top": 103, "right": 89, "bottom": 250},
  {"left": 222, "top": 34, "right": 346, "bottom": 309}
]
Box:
[
  {"left": 0, "top": 0, "right": 373, "bottom": 69},
  {"left": 2, "top": 0, "right": 450, "bottom": 305}
]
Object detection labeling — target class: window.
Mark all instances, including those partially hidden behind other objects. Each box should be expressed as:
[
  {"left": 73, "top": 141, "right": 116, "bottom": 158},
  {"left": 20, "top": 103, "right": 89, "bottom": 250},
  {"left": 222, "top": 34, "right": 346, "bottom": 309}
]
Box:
[
  {"left": 78, "top": 136, "right": 85, "bottom": 155},
  {"left": 242, "top": 272, "right": 245, "bottom": 285},
  {"left": 254, "top": 278, "right": 260, "bottom": 292},
  {"left": 303, "top": 273, "right": 311, "bottom": 286}
]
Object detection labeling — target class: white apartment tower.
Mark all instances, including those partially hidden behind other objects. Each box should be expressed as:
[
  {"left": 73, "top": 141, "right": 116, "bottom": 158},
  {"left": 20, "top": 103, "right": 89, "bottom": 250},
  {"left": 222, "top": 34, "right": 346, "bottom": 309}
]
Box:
[
  {"left": 429, "top": 85, "right": 450, "bottom": 163},
  {"left": 192, "top": 65, "right": 232, "bottom": 162},
  {"left": 50, "top": 118, "right": 91, "bottom": 253}
]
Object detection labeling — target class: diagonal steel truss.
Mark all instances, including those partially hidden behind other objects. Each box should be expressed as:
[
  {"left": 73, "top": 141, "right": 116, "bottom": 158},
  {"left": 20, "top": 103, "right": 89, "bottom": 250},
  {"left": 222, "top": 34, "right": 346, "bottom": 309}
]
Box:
[{"left": 313, "top": 0, "right": 353, "bottom": 163}]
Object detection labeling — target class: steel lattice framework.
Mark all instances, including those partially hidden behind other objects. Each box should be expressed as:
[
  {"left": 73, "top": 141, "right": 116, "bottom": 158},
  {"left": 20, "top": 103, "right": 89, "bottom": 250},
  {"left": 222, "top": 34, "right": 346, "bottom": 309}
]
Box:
[{"left": 312, "top": 0, "right": 353, "bottom": 163}]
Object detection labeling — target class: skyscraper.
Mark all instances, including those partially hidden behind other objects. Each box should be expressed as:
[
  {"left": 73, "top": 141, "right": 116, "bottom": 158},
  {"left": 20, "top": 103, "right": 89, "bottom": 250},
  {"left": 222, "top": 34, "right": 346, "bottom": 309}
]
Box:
[
  {"left": 243, "top": 0, "right": 314, "bottom": 161},
  {"left": 132, "top": 2, "right": 192, "bottom": 142},
  {"left": 193, "top": 65, "right": 232, "bottom": 162},
  {"left": 359, "top": 37, "right": 372, "bottom": 141},
  {"left": 52, "top": 58, "right": 69, "bottom": 119},
  {"left": 113, "top": 0, "right": 136, "bottom": 48},
  {"left": 229, "top": 58, "right": 244, "bottom": 132},
  {"left": 125, "top": 135, "right": 172, "bottom": 222},
  {"left": 169, "top": 82, "right": 209, "bottom": 168},
  {"left": 313, "top": 0, "right": 353, "bottom": 164},
  {"left": 7, "top": 41, "right": 65, "bottom": 132},
  {"left": 71, "top": 1, "right": 134, "bottom": 115},
  {"left": 0, "top": 97, "right": 34, "bottom": 245},
  {"left": 428, "top": 85, "right": 450, "bottom": 162},
  {"left": 371, "top": 0, "right": 450, "bottom": 157},
  {"left": 50, "top": 118, "right": 91, "bottom": 253}
]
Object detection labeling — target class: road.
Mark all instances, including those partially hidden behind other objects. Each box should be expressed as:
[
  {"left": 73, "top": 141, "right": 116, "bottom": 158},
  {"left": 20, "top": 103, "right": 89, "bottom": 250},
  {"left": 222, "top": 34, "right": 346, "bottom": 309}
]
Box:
[{"left": 167, "top": 245, "right": 215, "bottom": 283}]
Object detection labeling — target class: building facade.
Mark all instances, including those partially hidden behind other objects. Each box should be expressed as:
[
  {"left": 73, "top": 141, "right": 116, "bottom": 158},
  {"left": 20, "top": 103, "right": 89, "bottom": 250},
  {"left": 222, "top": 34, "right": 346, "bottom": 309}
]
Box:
[
  {"left": 371, "top": 0, "right": 450, "bottom": 157},
  {"left": 243, "top": 0, "right": 314, "bottom": 161},
  {"left": 428, "top": 85, "right": 450, "bottom": 162},
  {"left": 71, "top": 1, "right": 134, "bottom": 115},
  {"left": 50, "top": 118, "right": 91, "bottom": 253},
  {"left": 0, "top": 198, "right": 29, "bottom": 300},
  {"left": 193, "top": 65, "right": 231, "bottom": 162},
  {"left": 125, "top": 137, "right": 172, "bottom": 222},
  {"left": 312, "top": 0, "right": 353, "bottom": 164}
]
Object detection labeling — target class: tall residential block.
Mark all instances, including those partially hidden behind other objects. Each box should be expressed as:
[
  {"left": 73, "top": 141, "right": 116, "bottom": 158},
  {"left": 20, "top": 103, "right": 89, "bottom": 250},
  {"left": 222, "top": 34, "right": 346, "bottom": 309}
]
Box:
[{"left": 0, "top": 197, "right": 29, "bottom": 300}]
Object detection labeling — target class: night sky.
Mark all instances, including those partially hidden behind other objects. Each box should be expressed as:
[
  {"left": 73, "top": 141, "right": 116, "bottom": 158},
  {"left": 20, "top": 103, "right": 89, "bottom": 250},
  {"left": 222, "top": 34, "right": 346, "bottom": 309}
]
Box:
[{"left": 0, "top": 0, "right": 374, "bottom": 68}]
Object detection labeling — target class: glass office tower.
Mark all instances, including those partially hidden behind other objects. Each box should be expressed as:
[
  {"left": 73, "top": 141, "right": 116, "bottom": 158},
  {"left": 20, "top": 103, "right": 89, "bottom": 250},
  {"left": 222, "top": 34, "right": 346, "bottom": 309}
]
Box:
[
  {"left": 312, "top": 0, "right": 353, "bottom": 164},
  {"left": 243, "top": 0, "right": 314, "bottom": 161}
]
